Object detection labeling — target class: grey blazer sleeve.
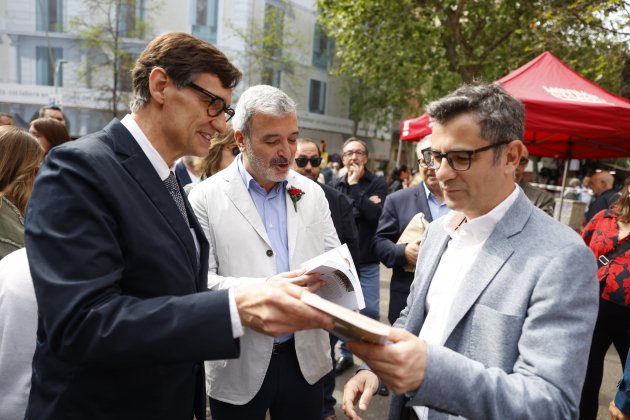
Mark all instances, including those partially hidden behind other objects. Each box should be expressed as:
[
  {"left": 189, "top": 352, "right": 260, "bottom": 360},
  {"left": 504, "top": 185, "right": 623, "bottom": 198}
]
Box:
[{"left": 408, "top": 243, "right": 598, "bottom": 419}]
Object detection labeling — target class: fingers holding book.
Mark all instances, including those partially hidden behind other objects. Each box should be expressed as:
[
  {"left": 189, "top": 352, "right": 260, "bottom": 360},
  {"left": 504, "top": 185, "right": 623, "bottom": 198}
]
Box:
[{"left": 233, "top": 279, "right": 335, "bottom": 337}]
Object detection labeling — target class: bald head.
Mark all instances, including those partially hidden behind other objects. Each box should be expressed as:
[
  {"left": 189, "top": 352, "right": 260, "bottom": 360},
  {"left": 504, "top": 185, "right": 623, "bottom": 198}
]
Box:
[{"left": 591, "top": 171, "right": 614, "bottom": 196}]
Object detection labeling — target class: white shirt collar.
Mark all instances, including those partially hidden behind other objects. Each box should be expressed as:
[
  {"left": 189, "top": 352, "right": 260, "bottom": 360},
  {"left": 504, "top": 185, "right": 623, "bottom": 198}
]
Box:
[
  {"left": 442, "top": 184, "right": 520, "bottom": 245},
  {"left": 120, "top": 114, "right": 174, "bottom": 181}
]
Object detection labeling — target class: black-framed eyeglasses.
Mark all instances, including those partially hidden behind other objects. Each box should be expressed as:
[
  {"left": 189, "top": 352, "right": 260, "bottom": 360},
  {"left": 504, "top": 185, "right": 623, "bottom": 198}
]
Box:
[
  {"left": 230, "top": 146, "right": 240, "bottom": 156},
  {"left": 342, "top": 150, "right": 366, "bottom": 158},
  {"left": 188, "top": 82, "right": 235, "bottom": 122},
  {"left": 417, "top": 148, "right": 431, "bottom": 168},
  {"left": 422, "top": 140, "right": 513, "bottom": 171},
  {"left": 294, "top": 156, "right": 323, "bottom": 168}
]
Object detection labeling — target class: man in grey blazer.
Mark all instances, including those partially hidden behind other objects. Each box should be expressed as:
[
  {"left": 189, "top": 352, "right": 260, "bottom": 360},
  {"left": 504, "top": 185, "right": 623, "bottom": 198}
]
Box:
[{"left": 343, "top": 83, "right": 599, "bottom": 420}]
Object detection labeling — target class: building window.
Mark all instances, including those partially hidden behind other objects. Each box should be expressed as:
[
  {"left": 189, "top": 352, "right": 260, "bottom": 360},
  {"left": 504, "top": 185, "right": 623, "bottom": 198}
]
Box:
[
  {"left": 36, "top": 0, "right": 63, "bottom": 32},
  {"left": 264, "top": 3, "right": 284, "bottom": 59},
  {"left": 191, "top": 0, "right": 218, "bottom": 44},
  {"left": 309, "top": 79, "right": 326, "bottom": 114},
  {"left": 261, "top": 69, "right": 282, "bottom": 88},
  {"left": 312, "top": 23, "right": 333, "bottom": 70},
  {"left": 36, "top": 47, "right": 63, "bottom": 86},
  {"left": 118, "top": 0, "right": 145, "bottom": 38}
]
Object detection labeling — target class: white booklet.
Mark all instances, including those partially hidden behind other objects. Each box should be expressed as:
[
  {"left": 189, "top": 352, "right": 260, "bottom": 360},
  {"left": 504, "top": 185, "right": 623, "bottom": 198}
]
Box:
[{"left": 300, "top": 243, "right": 365, "bottom": 311}]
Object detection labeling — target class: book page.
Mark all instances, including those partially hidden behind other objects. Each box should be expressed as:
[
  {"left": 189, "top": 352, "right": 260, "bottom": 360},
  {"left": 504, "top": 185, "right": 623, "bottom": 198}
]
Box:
[
  {"left": 300, "top": 243, "right": 365, "bottom": 310},
  {"left": 307, "top": 260, "right": 358, "bottom": 309}
]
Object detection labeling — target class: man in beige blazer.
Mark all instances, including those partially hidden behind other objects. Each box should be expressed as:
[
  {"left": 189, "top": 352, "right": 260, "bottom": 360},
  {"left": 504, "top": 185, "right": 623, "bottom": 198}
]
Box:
[{"left": 189, "top": 85, "right": 339, "bottom": 419}]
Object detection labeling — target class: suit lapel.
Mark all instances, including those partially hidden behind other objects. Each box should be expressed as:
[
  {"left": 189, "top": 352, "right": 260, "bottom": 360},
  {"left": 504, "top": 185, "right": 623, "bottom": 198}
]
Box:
[
  {"left": 417, "top": 183, "right": 434, "bottom": 223},
  {"left": 441, "top": 233, "right": 514, "bottom": 343},
  {"left": 221, "top": 161, "right": 272, "bottom": 247},
  {"left": 286, "top": 172, "right": 298, "bottom": 261},
  {"left": 107, "top": 120, "right": 199, "bottom": 276}
]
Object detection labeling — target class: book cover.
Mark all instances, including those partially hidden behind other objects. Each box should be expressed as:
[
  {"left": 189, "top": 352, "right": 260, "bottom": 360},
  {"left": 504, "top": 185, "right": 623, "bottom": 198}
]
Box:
[{"left": 301, "top": 292, "right": 390, "bottom": 345}]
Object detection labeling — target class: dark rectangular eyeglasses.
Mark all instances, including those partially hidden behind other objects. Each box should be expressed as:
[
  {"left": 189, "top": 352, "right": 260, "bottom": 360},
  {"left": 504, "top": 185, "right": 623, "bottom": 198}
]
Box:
[
  {"left": 188, "top": 82, "right": 235, "bottom": 122},
  {"left": 294, "top": 157, "right": 323, "bottom": 168},
  {"left": 422, "top": 140, "right": 512, "bottom": 171}
]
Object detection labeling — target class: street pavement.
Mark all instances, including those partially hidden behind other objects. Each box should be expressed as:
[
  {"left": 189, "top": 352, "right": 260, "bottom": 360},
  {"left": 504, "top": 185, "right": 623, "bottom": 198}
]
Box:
[{"left": 328, "top": 264, "right": 622, "bottom": 420}]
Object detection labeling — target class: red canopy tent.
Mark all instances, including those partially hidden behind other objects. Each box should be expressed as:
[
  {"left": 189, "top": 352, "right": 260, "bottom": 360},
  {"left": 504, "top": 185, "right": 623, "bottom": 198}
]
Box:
[{"left": 399, "top": 51, "right": 630, "bottom": 160}]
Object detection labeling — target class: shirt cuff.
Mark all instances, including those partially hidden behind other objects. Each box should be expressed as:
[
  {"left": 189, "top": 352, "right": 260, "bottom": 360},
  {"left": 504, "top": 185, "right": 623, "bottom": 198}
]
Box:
[{"left": 228, "top": 288, "right": 244, "bottom": 339}]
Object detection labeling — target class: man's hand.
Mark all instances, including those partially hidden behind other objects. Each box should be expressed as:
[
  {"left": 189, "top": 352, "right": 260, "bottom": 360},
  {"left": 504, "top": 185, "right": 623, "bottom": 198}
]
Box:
[
  {"left": 343, "top": 370, "right": 379, "bottom": 420},
  {"left": 404, "top": 241, "right": 420, "bottom": 267},
  {"left": 347, "top": 328, "right": 427, "bottom": 394},
  {"left": 347, "top": 162, "right": 365, "bottom": 185},
  {"left": 610, "top": 400, "right": 630, "bottom": 420},
  {"left": 234, "top": 270, "right": 334, "bottom": 337},
  {"left": 368, "top": 195, "right": 381, "bottom": 204}
]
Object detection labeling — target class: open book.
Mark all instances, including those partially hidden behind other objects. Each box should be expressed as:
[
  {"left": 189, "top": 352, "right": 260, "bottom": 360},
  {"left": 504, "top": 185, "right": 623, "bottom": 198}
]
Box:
[
  {"left": 300, "top": 244, "right": 365, "bottom": 311},
  {"left": 301, "top": 292, "right": 391, "bottom": 344}
]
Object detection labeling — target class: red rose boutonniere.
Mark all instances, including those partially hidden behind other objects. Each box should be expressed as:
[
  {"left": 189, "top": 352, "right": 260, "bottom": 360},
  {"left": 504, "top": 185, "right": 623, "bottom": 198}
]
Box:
[{"left": 287, "top": 186, "right": 305, "bottom": 211}]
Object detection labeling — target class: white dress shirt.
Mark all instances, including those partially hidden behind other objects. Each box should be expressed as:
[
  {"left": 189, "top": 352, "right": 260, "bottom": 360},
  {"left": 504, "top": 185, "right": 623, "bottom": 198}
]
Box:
[{"left": 414, "top": 185, "right": 520, "bottom": 419}]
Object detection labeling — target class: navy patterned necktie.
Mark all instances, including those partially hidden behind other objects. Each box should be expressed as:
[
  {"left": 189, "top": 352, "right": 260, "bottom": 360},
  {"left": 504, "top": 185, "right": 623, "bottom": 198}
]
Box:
[{"left": 163, "top": 172, "right": 190, "bottom": 226}]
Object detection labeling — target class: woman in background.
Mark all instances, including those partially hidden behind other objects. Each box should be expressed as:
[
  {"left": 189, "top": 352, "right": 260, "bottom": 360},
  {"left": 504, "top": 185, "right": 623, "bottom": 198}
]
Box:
[
  {"left": 388, "top": 164, "right": 410, "bottom": 193},
  {"left": 184, "top": 124, "right": 237, "bottom": 195},
  {"left": 0, "top": 127, "right": 44, "bottom": 419},
  {"left": 29, "top": 117, "right": 71, "bottom": 156},
  {"left": 580, "top": 177, "right": 630, "bottom": 419},
  {"left": 202, "top": 123, "right": 238, "bottom": 178},
  {"left": 0, "top": 126, "right": 43, "bottom": 259}
]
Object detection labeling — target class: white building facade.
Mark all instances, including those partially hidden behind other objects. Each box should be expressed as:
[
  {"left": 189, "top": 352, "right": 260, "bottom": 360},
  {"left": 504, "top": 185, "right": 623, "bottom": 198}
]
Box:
[{"left": 0, "top": 0, "right": 389, "bottom": 159}]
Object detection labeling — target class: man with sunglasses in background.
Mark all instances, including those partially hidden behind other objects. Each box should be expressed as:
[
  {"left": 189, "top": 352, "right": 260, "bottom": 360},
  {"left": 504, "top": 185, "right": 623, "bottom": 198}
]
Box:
[
  {"left": 292, "top": 137, "right": 360, "bottom": 420},
  {"left": 342, "top": 83, "right": 598, "bottom": 420},
  {"left": 24, "top": 32, "right": 334, "bottom": 420}
]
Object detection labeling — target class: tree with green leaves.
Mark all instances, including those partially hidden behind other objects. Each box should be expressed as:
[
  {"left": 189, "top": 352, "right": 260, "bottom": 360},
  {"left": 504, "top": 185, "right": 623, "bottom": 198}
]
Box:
[
  {"left": 317, "top": 0, "right": 630, "bottom": 131},
  {"left": 229, "top": 0, "right": 304, "bottom": 93},
  {"left": 70, "top": 0, "right": 155, "bottom": 118}
]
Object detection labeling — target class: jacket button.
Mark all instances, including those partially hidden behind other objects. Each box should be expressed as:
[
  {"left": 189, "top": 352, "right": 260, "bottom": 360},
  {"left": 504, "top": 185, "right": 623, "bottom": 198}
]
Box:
[{"left": 266, "top": 249, "right": 274, "bottom": 257}]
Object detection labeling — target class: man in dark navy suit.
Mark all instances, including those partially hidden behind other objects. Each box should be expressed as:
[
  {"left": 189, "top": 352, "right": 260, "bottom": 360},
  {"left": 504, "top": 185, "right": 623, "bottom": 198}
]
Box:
[
  {"left": 372, "top": 136, "right": 448, "bottom": 324},
  {"left": 24, "top": 32, "right": 333, "bottom": 420}
]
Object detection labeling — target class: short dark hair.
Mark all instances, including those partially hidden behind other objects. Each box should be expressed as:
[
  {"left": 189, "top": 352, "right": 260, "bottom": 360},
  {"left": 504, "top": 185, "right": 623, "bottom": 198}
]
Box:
[
  {"left": 130, "top": 32, "right": 242, "bottom": 112},
  {"left": 38, "top": 105, "right": 64, "bottom": 119},
  {"left": 426, "top": 83, "right": 524, "bottom": 162},
  {"left": 296, "top": 138, "right": 321, "bottom": 156},
  {"left": 342, "top": 137, "right": 369, "bottom": 157},
  {"left": 30, "top": 118, "right": 72, "bottom": 153}
]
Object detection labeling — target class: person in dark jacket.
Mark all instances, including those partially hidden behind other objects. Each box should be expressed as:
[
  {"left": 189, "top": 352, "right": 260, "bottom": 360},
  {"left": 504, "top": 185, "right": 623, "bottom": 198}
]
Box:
[
  {"left": 23, "top": 32, "right": 332, "bottom": 420},
  {"left": 292, "top": 138, "right": 359, "bottom": 420},
  {"left": 373, "top": 136, "right": 448, "bottom": 324},
  {"left": 333, "top": 137, "right": 388, "bottom": 389}
]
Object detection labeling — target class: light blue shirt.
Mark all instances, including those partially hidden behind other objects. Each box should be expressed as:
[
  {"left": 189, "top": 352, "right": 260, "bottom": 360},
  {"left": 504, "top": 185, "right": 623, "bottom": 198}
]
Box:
[
  {"left": 237, "top": 157, "right": 291, "bottom": 343},
  {"left": 425, "top": 185, "right": 450, "bottom": 221}
]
